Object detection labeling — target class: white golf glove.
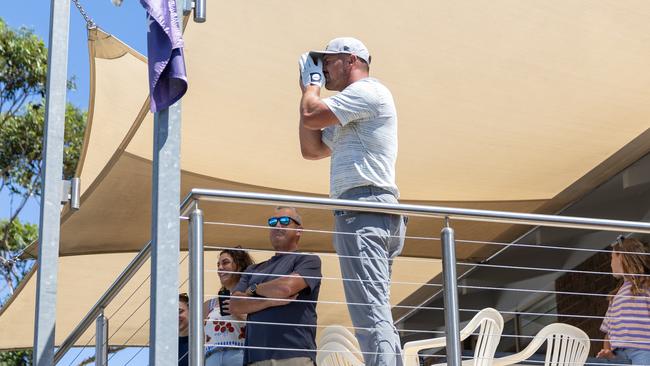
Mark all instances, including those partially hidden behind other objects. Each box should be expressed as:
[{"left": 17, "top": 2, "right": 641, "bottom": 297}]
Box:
[{"left": 299, "top": 52, "right": 325, "bottom": 88}]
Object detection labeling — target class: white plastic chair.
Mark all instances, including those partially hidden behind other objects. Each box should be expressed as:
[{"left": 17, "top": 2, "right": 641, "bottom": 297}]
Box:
[
  {"left": 320, "top": 325, "right": 361, "bottom": 351},
  {"left": 402, "top": 307, "right": 504, "bottom": 366},
  {"left": 319, "top": 332, "right": 363, "bottom": 362},
  {"left": 317, "top": 341, "right": 365, "bottom": 366},
  {"left": 492, "top": 323, "right": 590, "bottom": 366}
]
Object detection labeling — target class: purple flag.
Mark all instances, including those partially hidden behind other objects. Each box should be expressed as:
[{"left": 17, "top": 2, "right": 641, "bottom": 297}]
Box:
[{"left": 140, "top": 0, "right": 188, "bottom": 113}]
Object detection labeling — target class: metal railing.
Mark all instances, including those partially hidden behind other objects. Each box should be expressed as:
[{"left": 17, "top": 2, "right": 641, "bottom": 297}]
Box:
[
  {"left": 54, "top": 188, "right": 650, "bottom": 366},
  {"left": 179, "top": 188, "right": 650, "bottom": 366},
  {"left": 53, "top": 242, "right": 152, "bottom": 364}
]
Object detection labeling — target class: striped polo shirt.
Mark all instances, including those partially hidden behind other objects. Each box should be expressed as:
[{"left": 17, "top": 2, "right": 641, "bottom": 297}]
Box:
[
  {"left": 321, "top": 77, "right": 399, "bottom": 199},
  {"left": 600, "top": 281, "right": 650, "bottom": 350}
]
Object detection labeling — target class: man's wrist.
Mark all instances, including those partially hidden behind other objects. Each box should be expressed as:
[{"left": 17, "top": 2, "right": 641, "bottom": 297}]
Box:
[
  {"left": 246, "top": 283, "right": 265, "bottom": 298},
  {"left": 245, "top": 283, "right": 257, "bottom": 296},
  {"left": 306, "top": 84, "right": 321, "bottom": 92}
]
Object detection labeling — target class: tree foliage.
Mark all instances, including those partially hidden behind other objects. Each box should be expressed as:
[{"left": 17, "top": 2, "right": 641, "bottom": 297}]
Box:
[
  {"left": 0, "top": 16, "right": 87, "bottom": 296},
  {"left": 0, "top": 15, "right": 90, "bottom": 366},
  {"left": 0, "top": 349, "right": 32, "bottom": 366},
  {"left": 0, "top": 18, "right": 47, "bottom": 120},
  {"left": 0, "top": 102, "right": 86, "bottom": 196},
  {"left": 0, "top": 219, "right": 37, "bottom": 300}
]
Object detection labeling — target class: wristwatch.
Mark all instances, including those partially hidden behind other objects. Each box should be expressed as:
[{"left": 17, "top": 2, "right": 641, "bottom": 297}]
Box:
[{"left": 246, "top": 283, "right": 259, "bottom": 297}]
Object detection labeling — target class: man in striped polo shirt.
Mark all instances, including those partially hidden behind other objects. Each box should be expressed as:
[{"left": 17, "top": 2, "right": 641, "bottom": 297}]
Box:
[{"left": 298, "top": 37, "right": 406, "bottom": 366}]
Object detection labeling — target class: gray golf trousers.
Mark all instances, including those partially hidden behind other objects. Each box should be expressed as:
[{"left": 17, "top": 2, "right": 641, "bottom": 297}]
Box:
[{"left": 334, "top": 185, "right": 406, "bottom": 366}]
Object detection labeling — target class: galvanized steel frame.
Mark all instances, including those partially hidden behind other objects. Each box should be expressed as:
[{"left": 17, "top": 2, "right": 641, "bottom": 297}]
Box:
[{"left": 33, "top": 0, "right": 71, "bottom": 364}]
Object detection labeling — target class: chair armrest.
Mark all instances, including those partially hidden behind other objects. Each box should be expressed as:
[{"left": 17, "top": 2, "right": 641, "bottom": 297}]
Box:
[
  {"left": 492, "top": 338, "right": 544, "bottom": 366},
  {"left": 403, "top": 336, "right": 447, "bottom": 357}
]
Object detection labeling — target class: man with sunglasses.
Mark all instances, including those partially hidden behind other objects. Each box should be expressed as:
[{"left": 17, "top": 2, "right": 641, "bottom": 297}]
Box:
[
  {"left": 230, "top": 207, "right": 322, "bottom": 366},
  {"left": 298, "top": 37, "right": 406, "bottom": 366}
]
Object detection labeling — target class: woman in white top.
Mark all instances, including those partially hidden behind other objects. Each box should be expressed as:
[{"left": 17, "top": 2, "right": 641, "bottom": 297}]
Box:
[{"left": 204, "top": 247, "right": 254, "bottom": 366}]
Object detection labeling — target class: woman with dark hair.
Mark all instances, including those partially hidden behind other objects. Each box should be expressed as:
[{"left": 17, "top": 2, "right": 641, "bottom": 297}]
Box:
[
  {"left": 204, "top": 247, "right": 254, "bottom": 365},
  {"left": 597, "top": 237, "right": 650, "bottom": 365}
]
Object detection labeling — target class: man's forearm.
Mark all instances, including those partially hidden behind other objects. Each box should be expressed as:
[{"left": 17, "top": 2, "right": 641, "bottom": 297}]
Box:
[
  {"left": 300, "top": 86, "right": 338, "bottom": 130},
  {"left": 229, "top": 292, "right": 287, "bottom": 316},
  {"left": 299, "top": 122, "right": 327, "bottom": 159},
  {"left": 255, "top": 275, "right": 302, "bottom": 299}
]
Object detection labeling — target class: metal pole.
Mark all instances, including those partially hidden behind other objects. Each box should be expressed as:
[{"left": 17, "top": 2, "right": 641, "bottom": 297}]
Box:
[
  {"left": 514, "top": 313, "right": 521, "bottom": 352},
  {"left": 182, "top": 0, "right": 192, "bottom": 15},
  {"left": 148, "top": 0, "right": 183, "bottom": 359},
  {"left": 149, "top": 105, "right": 182, "bottom": 366},
  {"left": 95, "top": 311, "right": 108, "bottom": 366},
  {"left": 441, "top": 223, "right": 462, "bottom": 366},
  {"left": 54, "top": 241, "right": 151, "bottom": 363},
  {"left": 188, "top": 206, "right": 204, "bottom": 366},
  {"left": 33, "top": 0, "right": 70, "bottom": 364}
]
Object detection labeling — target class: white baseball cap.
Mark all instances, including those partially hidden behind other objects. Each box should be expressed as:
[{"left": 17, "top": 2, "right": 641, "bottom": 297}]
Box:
[{"left": 309, "top": 37, "right": 371, "bottom": 64}]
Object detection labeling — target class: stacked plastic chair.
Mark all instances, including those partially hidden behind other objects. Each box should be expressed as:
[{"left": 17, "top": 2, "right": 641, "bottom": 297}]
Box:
[
  {"left": 317, "top": 342, "right": 365, "bottom": 366},
  {"left": 317, "top": 325, "right": 364, "bottom": 366}
]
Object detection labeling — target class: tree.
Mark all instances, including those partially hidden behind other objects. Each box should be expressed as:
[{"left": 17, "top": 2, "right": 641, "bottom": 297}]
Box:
[
  {"left": 0, "top": 16, "right": 87, "bottom": 365},
  {"left": 0, "top": 350, "right": 32, "bottom": 366},
  {"left": 0, "top": 17, "right": 86, "bottom": 299}
]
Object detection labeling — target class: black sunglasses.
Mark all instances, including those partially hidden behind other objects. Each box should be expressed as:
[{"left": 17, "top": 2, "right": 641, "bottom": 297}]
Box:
[{"left": 268, "top": 216, "right": 301, "bottom": 227}]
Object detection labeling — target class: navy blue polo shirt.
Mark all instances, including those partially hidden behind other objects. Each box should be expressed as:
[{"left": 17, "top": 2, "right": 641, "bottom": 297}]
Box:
[{"left": 233, "top": 251, "right": 322, "bottom": 364}]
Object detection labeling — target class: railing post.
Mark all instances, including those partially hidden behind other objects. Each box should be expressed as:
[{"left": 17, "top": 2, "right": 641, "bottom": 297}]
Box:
[
  {"left": 441, "top": 220, "right": 462, "bottom": 366},
  {"left": 95, "top": 310, "right": 108, "bottom": 366},
  {"left": 188, "top": 205, "right": 204, "bottom": 366}
]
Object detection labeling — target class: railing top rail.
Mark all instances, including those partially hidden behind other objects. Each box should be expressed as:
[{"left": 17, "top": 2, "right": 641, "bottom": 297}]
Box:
[{"left": 180, "top": 188, "right": 650, "bottom": 234}]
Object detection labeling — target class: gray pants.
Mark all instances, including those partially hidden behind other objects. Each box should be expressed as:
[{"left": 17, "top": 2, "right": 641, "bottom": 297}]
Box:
[{"left": 334, "top": 186, "right": 406, "bottom": 366}]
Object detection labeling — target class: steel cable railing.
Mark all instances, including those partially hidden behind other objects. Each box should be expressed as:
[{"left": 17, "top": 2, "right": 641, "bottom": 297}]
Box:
[
  {"left": 196, "top": 240, "right": 649, "bottom": 365},
  {"left": 57, "top": 255, "right": 188, "bottom": 365},
  {"left": 178, "top": 190, "right": 643, "bottom": 365},
  {"left": 203, "top": 221, "right": 650, "bottom": 257},
  {"left": 106, "top": 277, "right": 190, "bottom": 365},
  {"left": 52, "top": 188, "right": 650, "bottom": 366},
  {"left": 205, "top": 245, "right": 650, "bottom": 301},
  {"left": 112, "top": 318, "right": 149, "bottom": 365},
  {"left": 199, "top": 310, "right": 650, "bottom": 349},
  {"left": 57, "top": 237, "right": 647, "bottom": 364}
]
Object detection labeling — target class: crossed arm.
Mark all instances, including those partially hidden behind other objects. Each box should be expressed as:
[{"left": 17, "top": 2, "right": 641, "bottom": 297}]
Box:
[
  {"left": 299, "top": 85, "right": 337, "bottom": 160},
  {"left": 229, "top": 272, "right": 309, "bottom": 317}
]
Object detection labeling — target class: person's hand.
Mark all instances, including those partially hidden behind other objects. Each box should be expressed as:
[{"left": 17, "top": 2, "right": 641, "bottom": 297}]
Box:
[
  {"left": 299, "top": 52, "right": 325, "bottom": 88},
  {"left": 221, "top": 299, "right": 230, "bottom": 313},
  {"left": 596, "top": 348, "right": 615, "bottom": 360}
]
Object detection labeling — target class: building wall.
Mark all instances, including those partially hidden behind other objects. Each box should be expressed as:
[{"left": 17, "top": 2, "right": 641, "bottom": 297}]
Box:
[{"left": 555, "top": 250, "right": 618, "bottom": 356}]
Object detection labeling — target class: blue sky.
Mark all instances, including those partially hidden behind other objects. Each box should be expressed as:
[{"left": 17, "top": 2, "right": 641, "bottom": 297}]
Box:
[
  {"left": 1, "top": 0, "right": 146, "bottom": 225},
  {"left": 2, "top": 1, "right": 153, "bottom": 364}
]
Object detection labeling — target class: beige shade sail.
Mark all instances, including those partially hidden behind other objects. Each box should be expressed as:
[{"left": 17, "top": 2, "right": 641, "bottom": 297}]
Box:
[{"left": 3, "top": 0, "right": 650, "bottom": 349}]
